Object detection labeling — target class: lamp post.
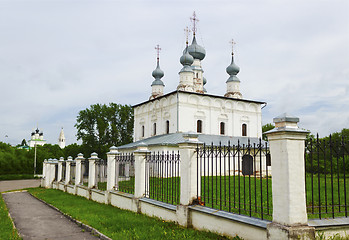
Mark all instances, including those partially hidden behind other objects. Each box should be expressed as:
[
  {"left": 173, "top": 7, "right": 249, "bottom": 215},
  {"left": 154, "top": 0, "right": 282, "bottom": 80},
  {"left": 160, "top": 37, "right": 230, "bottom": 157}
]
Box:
[{"left": 34, "top": 143, "right": 37, "bottom": 175}]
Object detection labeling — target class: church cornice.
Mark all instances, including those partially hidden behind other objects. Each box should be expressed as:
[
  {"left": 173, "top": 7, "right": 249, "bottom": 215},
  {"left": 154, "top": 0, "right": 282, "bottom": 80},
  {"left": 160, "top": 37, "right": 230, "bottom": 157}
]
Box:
[{"left": 133, "top": 90, "right": 266, "bottom": 108}]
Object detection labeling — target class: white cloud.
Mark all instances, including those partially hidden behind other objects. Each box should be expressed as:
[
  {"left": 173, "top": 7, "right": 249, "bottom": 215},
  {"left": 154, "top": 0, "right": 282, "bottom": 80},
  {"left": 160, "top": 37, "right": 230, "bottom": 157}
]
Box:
[{"left": 0, "top": 0, "right": 348, "bottom": 145}]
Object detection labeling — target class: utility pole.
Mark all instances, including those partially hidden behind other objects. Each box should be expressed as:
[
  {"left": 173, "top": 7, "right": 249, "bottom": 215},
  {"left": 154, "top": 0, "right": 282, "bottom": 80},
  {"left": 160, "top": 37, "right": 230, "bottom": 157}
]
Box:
[{"left": 34, "top": 143, "right": 37, "bottom": 175}]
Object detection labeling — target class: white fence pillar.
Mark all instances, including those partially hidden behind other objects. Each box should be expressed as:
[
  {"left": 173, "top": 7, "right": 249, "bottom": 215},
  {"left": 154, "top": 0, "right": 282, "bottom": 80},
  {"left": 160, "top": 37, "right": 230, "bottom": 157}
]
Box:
[
  {"left": 42, "top": 159, "right": 48, "bottom": 187},
  {"left": 88, "top": 152, "right": 98, "bottom": 189},
  {"left": 266, "top": 113, "right": 315, "bottom": 240},
  {"left": 134, "top": 143, "right": 149, "bottom": 198},
  {"left": 178, "top": 133, "right": 200, "bottom": 205},
  {"left": 107, "top": 146, "right": 118, "bottom": 191},
  {"left": 57, "top": 157, "right": 64, "bottom": 182},
  {"left": 75, "top": 153, "right": 84, "bottom": 186},
  {"left": 65, "top": 156, "right": 73, "bottom": 185}
]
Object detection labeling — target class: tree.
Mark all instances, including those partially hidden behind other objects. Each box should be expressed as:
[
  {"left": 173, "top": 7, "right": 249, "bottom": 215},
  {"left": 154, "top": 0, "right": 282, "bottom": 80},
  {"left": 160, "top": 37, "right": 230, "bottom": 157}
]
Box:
[
  {"left": 262, "top": 123, "right": 275, "bottom": 141},
  {"left": 21, "top": 139, "right": 27, "bottom": 146},
  {"left": 75, "top": 103, "right": 134, "bottom": 159}
]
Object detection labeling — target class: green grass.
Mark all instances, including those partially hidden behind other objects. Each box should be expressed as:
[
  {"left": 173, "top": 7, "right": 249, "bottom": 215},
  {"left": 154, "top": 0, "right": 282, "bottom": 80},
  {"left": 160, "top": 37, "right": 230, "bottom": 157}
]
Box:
[
  {"left": 0, "top": 194, "right": 21, "bottom": 240},
  {"left": 28, "top": 188, "right": 240, "bottom": 240},
  {"left": 306, "top": 174, "right": 349, "bottom": 219},
  {"left": 0, "top": 174, "right": 38, "bottom": 181}
]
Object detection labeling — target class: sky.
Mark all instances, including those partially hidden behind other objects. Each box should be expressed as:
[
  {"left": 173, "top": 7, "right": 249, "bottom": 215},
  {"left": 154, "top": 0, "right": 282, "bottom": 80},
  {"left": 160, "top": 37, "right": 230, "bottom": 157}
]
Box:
[{"left": 0, "top": 0, "right": 348, "bottom": 146}]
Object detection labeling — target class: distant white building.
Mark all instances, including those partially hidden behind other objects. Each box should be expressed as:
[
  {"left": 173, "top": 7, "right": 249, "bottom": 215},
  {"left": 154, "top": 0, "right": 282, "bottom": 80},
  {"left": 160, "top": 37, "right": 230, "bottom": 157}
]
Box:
[
  {"left": 118, "top": 13, "right": 265, "bottom": 152},
  {"left": 28, "top": 128, "right": 46, "bottom": 147},
  {"left": 58, "top": 128, "right": 66, "bottom": 149}
]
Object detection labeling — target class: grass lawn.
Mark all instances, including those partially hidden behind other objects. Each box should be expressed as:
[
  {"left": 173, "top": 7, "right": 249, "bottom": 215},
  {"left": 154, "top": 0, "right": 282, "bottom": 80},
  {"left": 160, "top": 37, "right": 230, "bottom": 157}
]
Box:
[
  {"left": 28, "top": 188, "right": 240, "bottom": 240},
  {"left": 0, "top": 174, "right": 38, "bottom": 181},
  {"left": 0, "top": 194, "right": 21, "bottom": 240}
]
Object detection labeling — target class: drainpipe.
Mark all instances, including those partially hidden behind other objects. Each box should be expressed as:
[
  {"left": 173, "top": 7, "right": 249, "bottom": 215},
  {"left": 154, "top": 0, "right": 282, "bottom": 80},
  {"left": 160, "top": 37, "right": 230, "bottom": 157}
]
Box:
[{"left": 176, "top": 90, "right": 179, "bottom": 132}]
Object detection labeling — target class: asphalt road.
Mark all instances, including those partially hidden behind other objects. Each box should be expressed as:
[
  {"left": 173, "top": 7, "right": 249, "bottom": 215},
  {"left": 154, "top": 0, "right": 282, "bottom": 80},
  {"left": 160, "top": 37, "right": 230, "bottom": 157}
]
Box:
[
  {"left": 0, "top": 179, "right": 41, "bottom": 192},
  {"left": 3, "top": 191, "right": 99, "bottom": 240}
]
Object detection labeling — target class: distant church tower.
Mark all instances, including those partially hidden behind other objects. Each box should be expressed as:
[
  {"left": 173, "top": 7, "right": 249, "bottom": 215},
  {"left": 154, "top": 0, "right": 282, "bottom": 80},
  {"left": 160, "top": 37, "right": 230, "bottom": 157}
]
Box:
[{"left": 58, "top": 128, "right": 66, "bottom": 149}]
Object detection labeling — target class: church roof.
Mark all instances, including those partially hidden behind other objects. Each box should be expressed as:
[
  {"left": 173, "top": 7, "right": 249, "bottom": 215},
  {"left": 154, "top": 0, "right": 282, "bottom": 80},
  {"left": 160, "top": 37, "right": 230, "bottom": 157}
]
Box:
[
  {"left": 117, "top": 132, "right": 265, "bottom": 150},
  {"left": 133, "top": 90, "right": 266, "bottom": 108}
]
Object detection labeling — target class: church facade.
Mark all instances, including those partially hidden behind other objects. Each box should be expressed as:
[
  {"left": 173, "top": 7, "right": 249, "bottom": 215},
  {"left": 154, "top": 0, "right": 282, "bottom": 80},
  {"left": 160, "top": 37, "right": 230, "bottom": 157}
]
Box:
[
  {"left": 28, "top": 128, "right": 46, "bottom": 147},
  {"left": 118, "top": 13, "right": 265, "bottom": 152}
]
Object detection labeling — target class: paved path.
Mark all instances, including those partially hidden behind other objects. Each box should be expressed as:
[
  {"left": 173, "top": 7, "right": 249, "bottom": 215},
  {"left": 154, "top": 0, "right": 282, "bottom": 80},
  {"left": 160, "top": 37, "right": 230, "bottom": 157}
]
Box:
[
  {"left": 0, "top": 179, "right": 41, "bottom": 192},
  {"left": 3, "top": 191, "right": 99, "bottom": 240}
]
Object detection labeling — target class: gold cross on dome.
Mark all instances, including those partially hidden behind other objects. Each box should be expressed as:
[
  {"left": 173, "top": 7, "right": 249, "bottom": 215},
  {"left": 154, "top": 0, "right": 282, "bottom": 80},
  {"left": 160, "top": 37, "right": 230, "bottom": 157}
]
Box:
[{"left": 190, "top": 11, "right": 199, "bottom": 35}]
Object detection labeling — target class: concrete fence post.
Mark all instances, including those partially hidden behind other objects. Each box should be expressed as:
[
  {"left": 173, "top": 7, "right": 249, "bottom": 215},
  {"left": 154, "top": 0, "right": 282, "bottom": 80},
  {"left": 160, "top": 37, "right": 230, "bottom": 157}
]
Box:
[
  {"left": 177, "top": 133, "right": 202, "bottom": 227},
  {"left": 265, "top": 113, "right": 315, "bottom": 240},
  {"left": 75, "top": 153, "right": 84, "bottom": 186},
  {"left": 65, "top": 156, "right": 73, "bottom": 185},
  {"left": 107, "top": 146, "right": 118, "bottom": 191},
  {"left": 88, "top": 152, "right": 98, "bottom": 189},
  {"left": 57, "top": 157, "right": 64, "bottom": 182},
  {"left": 42, "top": 159, "right": 47, "bottom": 187},
  {"left": 134, "top": 143, "right": 150, "bottom": 198},
  {"left": 48, "top": 159, "right": 56, "bottom": 188}
]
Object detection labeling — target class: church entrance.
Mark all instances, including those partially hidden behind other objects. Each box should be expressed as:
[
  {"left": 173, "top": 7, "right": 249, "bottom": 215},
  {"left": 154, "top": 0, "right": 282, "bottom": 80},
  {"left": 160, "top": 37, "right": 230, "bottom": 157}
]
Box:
[{"left": 242, "top": 154, "right": 253, "bottom": 175}]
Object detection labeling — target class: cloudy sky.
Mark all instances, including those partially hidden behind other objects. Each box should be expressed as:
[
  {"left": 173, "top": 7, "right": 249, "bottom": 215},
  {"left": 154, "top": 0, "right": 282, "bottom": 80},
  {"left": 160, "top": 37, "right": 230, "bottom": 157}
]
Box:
[{"left": 0, "top": 0, "right": 348, "bottom": 146}]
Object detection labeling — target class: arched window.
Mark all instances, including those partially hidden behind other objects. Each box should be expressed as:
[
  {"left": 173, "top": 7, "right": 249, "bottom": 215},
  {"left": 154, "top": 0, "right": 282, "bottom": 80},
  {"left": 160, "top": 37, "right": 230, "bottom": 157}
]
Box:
[
  {"left": 141, "top": 125, "right": 145, "bottom": 137},
  {"left": 196, "top": 73, "right": 199, "bottom": 78},
  {"left": 220, "top": 122, "right": 225, "bottom": 135},
  {"left": 153, "top": 123, "right": 157, "bottom": 136},
  {"left": 197, "top": 120, "right": 202, "bottom": 133},
  {"left": 242, "top": 123, "right": 247, "bottom": 136},
  {"left": 166, "top": 120, "right": 170, "bottom": 134}
]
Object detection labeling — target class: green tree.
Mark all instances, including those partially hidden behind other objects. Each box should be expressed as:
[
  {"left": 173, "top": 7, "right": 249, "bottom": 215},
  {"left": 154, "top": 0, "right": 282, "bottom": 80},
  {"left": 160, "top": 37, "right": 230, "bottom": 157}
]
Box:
[
  {"left": 262, "top": 123, "right": 275, "bottom": 141},
  {"left": 21, "top": 139, "right": 27, "bottom": 146},
  {"left": 75, "top": 103, "right": 134, "bottom": 159}
]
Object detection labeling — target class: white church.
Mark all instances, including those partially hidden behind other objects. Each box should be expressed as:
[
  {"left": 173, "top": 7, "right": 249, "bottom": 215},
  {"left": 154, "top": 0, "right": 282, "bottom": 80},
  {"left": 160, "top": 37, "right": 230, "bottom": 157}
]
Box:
[
  {"left": 28, "top": 127, "right": 66, "bottom": 149},
  {"left": 118, "top": 13, "right": 265, "bottom": 152}
]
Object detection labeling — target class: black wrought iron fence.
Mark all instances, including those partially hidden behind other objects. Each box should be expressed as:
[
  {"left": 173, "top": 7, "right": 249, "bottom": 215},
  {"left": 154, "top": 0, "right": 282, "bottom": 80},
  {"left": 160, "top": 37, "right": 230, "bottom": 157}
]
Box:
[
  {"left": 115, "top": 153, "right": 135, "bottom": 194},
  {"left": 62, "top": 161, "right": 66, "bottom": 182},
  {"left": 196, "top": 139, "right": 272, "bottom": 220},
  {"left": 145, "top": 151, "right": 180, "bottom": 205},
  {"left": 82, "top": 159, "right": 89, "bottom": 186},
  {"left": 96, "top": 159, "right": 107, "bottom": 190},
  {"left": 70, "top": 162, "right": 76, "bottom": 185},
  {"left": 54, "top": 163, "right": 58, "bottom": 181},
  {"left": 305, "top": 134, "right": 349, "bottom": 219}
]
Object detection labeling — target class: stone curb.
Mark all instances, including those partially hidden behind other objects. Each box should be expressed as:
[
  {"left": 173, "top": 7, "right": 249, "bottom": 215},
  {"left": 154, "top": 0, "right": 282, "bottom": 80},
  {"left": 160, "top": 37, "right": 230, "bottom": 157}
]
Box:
[{"left": 27, "top": 191, "right": 112, "bottom": 240}]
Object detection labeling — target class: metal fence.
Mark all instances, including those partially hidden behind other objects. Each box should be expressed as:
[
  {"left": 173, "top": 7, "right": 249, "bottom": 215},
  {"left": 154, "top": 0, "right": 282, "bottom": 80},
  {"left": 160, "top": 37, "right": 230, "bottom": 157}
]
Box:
[
  {"left": 115, "top": 153, "right": 135, "bottom": 194},
  {"left": 305, "top": 134, "right": 349, "bottom": 219},
  {"left": 62, "top": 161, "right": 66, "bottom": 182},
  {"left": 54, "top": 163, "right": 58, "bottom": 181},
  {"left": 145, "top": 151, "right": 180, "bottom": 205},
  {"left": 70, "top": 162, "right": 76, "bottom": 185},
  {"left": 96, "top": 159, "right": 107, "bottom": 190},
  {"left": 196, "top": 139, "right": 272, "bottom": 220},
  {"left": 82, "top": 159, "right": 89, "bottom": 186}
]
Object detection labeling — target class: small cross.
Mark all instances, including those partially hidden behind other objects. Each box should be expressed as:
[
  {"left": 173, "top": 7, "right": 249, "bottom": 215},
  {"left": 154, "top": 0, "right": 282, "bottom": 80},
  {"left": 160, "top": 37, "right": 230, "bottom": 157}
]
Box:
[
  {"left": 184, "top": 26, "right": 191, "bottom": 45},
  {"left": 190, "top": 11, "right": 199, "bottom": 35},
  {"left": 230, "top": 39, "right": 236, "bottom": 54},
  {"left": 155, "top": 44, "right": 161, "bottom": 60}
]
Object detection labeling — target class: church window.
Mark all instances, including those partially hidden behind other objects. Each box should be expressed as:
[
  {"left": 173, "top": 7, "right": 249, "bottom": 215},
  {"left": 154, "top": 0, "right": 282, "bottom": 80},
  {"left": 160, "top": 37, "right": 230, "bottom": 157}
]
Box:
[
  {"left": 197, "top": 120, "right": 202, "bottom": 133},
  {"left": 196, "top": 73, "right": 199, "bottom": 78},
  {"left": 142, "top": 125, "right": 145, "bottom": 137},
  {"left": 166, "top": 120, "right": 170, "bottom": 134},
  {"left": 242, "top": 123, "right": 247, "bottom": 136},
  {"left": 153, "top": 123, "right": 157, "bottom": 136},
  {"left": 220, "top": 122, "right": 225, "bottom": 135}
]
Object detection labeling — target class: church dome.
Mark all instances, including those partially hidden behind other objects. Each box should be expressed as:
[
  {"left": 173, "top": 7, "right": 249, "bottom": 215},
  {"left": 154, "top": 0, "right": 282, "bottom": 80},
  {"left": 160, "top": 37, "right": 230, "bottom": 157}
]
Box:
[
  {"left": 180, "top": 47, "right": 194, "bottom": 66},
  {"left": 226, "top": 56, "right": 240, "bottom": 76},
  {"left": 152, "top": 63, "right": 164, "bottom": 79},
  {"left": 187, "top": 36, "right": 206, "bottom": 60}
]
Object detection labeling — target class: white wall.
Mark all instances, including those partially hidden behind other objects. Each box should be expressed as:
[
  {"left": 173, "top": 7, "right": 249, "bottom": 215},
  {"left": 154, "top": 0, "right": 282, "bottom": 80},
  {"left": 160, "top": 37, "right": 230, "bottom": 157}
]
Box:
[{"left": 134, "top": 91, "right": 263, "bottom": 141}]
